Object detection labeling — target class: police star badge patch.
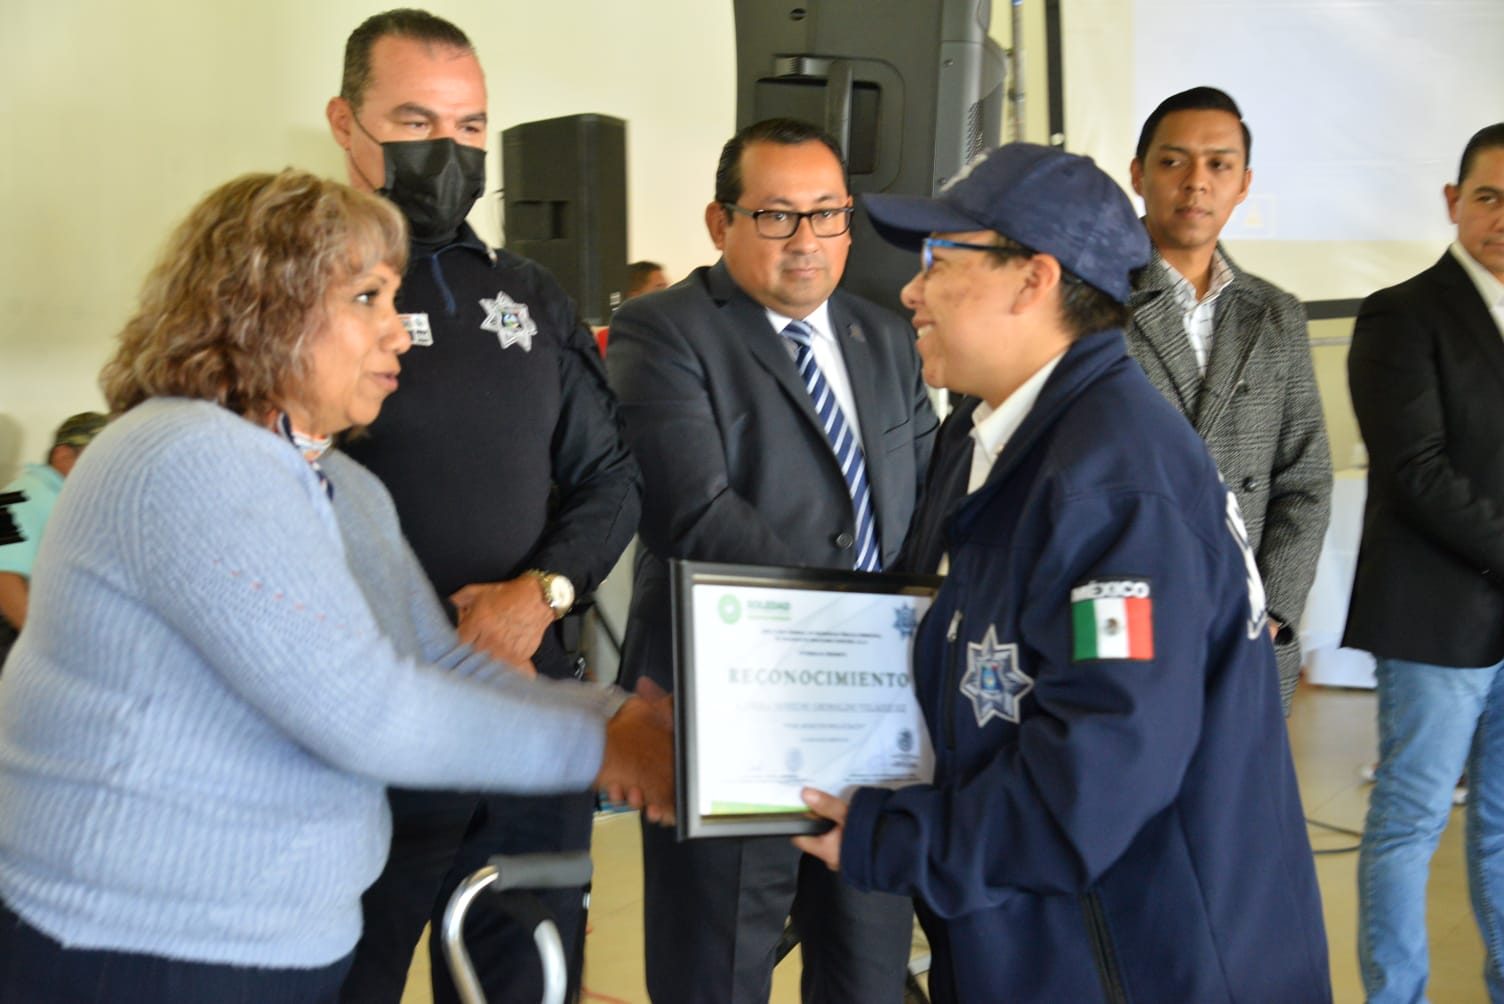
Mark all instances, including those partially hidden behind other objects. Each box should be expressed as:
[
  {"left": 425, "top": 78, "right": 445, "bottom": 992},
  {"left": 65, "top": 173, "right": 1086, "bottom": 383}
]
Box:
[
  {"left": 480, "top": 291, "right": 537, "bottom": 352},
  {"left": 1071, "top": 578, "right": 1154, "bottom": 661},
  {"left": 961, "top": 625, "right": 1032, "bottom": 727}
]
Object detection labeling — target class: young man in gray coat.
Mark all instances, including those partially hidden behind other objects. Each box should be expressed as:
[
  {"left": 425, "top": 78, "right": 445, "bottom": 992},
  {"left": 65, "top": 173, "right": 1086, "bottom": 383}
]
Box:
[{"left": 1126, "top": 86, "right": 1332, "bottom": 713}]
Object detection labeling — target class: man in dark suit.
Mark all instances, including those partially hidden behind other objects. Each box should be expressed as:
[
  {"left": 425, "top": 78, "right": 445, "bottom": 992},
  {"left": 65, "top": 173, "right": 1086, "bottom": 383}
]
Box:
[
  {"left": 1125, "top": 87, "right": 1331, "bottom": 714},
  {"left": 607, "top": 117, "right": 938, "bottom": 1003},
  {"left": 1346, "top": 122, "right": 1504, "bottom": 1004}
]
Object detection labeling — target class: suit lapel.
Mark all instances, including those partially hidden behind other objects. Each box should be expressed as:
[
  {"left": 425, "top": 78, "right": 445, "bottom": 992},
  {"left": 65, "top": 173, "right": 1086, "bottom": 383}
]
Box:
[
  {"left": 830, "top": 297, "right": 899, "bottom": 547},
  {"left": 1128, "top": 261, "right": 1205, "bottom": 417},
  {"left": 1196, "top": 279, "right": 1263, "bottom": 436},
  {"left": 1431, "top": 252, "right": 1504, "bottom": 396},
  {"left": 709, "top": 263, "right": 827, "bottom": 433}
]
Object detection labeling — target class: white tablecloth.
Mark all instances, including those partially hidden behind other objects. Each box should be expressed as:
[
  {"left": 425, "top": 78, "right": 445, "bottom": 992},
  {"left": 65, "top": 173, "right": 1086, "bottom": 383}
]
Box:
[{"left": 1299, "top": 470, "right": 1376, "bottom": 688}]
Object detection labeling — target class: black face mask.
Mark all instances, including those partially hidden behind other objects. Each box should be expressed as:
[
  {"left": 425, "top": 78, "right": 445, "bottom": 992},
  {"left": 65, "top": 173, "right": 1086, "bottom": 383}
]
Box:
[{"left": 359, "top": 129, "right": 487, "bottom": 244}]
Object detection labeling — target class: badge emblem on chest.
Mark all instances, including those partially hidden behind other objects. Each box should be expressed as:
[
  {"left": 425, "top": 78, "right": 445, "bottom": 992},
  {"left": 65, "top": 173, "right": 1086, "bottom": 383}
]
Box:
[
  {"left": 479, "top": 291, "right": 536, "bottom": 352},
  {"left": 961, "top": 625, "right": 1032, "bottom": 727},
  {"left": 399, "top": 313, "right": 433, "bottom": 347}
]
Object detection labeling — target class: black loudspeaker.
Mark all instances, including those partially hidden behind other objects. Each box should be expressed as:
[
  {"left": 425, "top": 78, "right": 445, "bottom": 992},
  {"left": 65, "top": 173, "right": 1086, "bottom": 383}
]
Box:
[
  {"left": 501, "top": 114, "right": 627, "bottom": 326},
  {"left": 733, "top": 0, "right": 1006, "bottom": 317}
]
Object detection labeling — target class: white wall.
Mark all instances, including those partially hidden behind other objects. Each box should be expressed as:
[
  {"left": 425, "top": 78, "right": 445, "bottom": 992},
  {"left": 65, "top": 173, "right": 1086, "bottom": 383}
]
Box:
[
  {"left": 0, "top": 1, "right": 1056, "bottom": 481},
  {"left": 0, "top": 0, "right": 738, "bottom": 481},
  {"left": 1062, "top": 0, "right": 1501, "bottom": 302}
]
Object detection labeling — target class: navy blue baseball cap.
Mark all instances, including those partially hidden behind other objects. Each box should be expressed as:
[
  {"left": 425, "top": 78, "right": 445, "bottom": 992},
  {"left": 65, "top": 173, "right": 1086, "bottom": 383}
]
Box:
[{"left": 863, "top": 143, "right": 1150, "bottom": 304}]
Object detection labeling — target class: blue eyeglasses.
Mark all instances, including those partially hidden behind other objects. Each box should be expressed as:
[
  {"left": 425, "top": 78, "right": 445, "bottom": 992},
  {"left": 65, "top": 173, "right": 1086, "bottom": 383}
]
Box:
[{"left": 921, "top": 236, "right": 1022, "bottom": 272}]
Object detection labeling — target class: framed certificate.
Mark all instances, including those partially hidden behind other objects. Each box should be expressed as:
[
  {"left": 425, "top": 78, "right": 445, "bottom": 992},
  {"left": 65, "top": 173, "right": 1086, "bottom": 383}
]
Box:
[{"left": 671, "top": 560, "right": 941, "bottom": 840}]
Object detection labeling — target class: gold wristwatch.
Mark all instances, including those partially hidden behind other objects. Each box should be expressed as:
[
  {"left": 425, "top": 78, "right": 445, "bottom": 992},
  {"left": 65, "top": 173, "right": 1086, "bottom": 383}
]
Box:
[{"left": 528, "top": 569, "right": 575, "bottom": 620}]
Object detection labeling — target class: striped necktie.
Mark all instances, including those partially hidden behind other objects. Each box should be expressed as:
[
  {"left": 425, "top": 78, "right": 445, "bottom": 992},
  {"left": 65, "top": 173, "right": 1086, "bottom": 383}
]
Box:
[{"left": 782, "top": 319, "right": 882, "bottom": 572}]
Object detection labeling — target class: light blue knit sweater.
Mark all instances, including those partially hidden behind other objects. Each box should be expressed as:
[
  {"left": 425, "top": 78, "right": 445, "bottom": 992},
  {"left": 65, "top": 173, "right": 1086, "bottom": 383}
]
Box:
[{"left": 0, "top": 398, "right": 622, "bottom": 968}]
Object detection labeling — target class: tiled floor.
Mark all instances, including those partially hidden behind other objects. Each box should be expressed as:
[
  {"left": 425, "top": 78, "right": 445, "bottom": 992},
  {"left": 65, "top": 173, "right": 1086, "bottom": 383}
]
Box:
[{"left": 401, "top": 683, "right": 1489, "bottom": 1003}]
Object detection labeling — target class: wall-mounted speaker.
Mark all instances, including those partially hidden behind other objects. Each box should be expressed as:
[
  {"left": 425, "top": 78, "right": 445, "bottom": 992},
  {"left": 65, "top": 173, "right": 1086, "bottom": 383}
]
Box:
[
  {"left": 733, "top": 1, "right": 1007, "bottom": 317},
  {"left": 501, "top": 113, "right": 627, "bottom": 327}
]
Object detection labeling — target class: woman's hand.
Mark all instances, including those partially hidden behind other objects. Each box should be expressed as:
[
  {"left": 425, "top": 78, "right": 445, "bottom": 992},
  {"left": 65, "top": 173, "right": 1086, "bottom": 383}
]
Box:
[{"left": 595, "top": 689, "right": 676, "bottom": 825}]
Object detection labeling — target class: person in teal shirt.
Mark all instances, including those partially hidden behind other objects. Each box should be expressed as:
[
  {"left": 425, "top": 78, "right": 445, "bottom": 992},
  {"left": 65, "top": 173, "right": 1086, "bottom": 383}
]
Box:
[{"left": 0, "top": 411, "right": 107, "bottom": 661}]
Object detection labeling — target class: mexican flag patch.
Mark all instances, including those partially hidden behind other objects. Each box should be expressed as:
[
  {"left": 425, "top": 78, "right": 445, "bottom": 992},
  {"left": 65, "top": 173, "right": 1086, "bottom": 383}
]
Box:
[{"left": 1071, "top": 578, "right": 1154, "bottom": 661}]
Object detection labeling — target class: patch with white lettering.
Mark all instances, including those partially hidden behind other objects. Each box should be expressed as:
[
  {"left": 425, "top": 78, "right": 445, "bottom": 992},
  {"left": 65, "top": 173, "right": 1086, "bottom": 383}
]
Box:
[
  {"left": 1071, "top": 578, "right": 1154, "bottom": 661},
  {"left": 400, "top": 313, "right": 433, "bottom": 347}
]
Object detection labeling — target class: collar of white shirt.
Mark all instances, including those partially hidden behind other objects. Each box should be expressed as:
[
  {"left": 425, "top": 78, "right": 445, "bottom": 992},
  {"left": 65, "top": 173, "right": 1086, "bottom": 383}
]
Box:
[
  {"left": 1161, "top": 249, "right": 1236, "bottom": 309},
  {"left": 968, "top": 351, "right": 1068, "bottom": 493},
  {"left": 1449, "top": 241, "right": 1504, "bottom": 338},
  {"left": 765, "top": 301, "right": 835, "bottom": 344}
]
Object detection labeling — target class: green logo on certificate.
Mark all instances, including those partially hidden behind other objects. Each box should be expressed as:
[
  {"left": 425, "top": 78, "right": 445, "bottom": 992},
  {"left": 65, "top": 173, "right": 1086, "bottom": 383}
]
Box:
[{"left": 718, "top": 594, "right": 742, "bottom": 624}]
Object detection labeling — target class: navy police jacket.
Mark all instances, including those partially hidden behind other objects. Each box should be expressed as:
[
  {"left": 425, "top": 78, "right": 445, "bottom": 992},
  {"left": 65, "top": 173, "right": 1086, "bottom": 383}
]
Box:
[{"left": 842, "top": 330, "right": 1330, "bottom": 1003}]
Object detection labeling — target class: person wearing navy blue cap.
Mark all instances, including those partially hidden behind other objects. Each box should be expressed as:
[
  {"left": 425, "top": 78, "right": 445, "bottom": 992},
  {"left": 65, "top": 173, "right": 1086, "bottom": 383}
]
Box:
[{"left": 794, "top": 143, "right": 1331, "bottom": 1002}]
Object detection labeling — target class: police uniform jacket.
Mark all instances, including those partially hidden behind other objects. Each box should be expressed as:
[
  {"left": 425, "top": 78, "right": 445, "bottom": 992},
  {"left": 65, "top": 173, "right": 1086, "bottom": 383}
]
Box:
[
  {"left": 841, "top": 330, "right": 1331, "bottom": 1003},
  {"left": 342, "top": 225, "right": 641, "bottom": 681}
]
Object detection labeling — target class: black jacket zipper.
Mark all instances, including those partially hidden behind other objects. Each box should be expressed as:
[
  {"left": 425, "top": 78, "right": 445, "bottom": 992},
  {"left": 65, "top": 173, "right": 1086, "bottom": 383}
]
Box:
[
  {"left": 1082, "top": 891, "right": 1130, "bottom": 1004},
  {"left": 942, "top": 608, "right": 963, "bottom": 751}
]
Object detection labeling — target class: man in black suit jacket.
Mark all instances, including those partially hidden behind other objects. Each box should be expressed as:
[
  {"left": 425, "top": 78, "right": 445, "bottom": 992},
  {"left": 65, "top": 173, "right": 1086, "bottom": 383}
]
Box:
[
  {"left": 1345, "top": 122, "right": 1504, "bottom": 1004},
  {"left": 607, "top": 118, "right": 938, "bottom": 1003}
]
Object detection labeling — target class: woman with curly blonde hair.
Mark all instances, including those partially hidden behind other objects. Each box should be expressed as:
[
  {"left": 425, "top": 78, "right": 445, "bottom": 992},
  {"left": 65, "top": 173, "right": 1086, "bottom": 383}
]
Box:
[{"left": 0, "top": 169, "right": 668, "bottom": 1003}]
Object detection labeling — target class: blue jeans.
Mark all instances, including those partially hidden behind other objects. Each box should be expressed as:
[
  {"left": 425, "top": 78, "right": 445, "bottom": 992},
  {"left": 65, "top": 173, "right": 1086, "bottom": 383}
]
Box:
[{"left": 1359, "top": 657, "right": 1504, "bottom": 1003}]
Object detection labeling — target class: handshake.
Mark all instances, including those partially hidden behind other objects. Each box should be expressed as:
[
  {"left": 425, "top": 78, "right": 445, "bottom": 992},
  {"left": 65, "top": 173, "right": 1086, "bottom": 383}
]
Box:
[{"left": 594, "top": 679, "right": 676, "bottom": 825}]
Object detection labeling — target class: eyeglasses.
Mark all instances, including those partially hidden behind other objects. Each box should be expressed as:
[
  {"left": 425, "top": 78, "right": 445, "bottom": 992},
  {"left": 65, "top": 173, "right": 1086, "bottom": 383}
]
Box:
[
  {"left": 921, "top": 236, "right": 1032, "bottom": 273},
  {"left": 722, "top": 203, "right": 855, "bottom": 239}
]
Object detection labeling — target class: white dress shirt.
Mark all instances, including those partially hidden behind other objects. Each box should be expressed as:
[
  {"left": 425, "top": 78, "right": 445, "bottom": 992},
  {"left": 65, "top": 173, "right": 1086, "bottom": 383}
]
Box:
[{"left": 1161, "top": 251, "right": 1235, "bottom": 375}]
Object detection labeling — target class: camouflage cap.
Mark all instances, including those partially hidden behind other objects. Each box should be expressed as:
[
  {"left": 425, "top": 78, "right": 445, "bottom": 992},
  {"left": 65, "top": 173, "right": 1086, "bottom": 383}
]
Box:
[{"left": 52, "top": 412, "right": 109, "bottom": 449}]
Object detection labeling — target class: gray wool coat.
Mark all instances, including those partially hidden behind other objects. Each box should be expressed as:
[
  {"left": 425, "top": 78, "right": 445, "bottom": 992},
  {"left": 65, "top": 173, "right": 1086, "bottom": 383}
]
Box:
[{"left": 1126, "top": 246, "right": 1333, "bottom": 714}]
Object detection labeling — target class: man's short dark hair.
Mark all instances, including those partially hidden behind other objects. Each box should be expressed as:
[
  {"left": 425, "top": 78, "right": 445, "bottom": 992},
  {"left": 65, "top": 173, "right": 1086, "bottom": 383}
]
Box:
[
  {"left": 627, "top": 261, "right": 664, "bottom": 295},
  {"left": 340, "top": 8, "right": 473, "bottom": 110},
  {"left": 714, "top": 118, "right": 847, "bottom": 210},
  {"left": 1134, "top": 86, "right": 1252, "bottom": 167},
  {"left": 1459, "top": 123, "right": 1504, "bottom": 185},
  {"left": 1058, "top": 278, "right": 1128, "bottom": 340},
  {"left": 983, "top": 235, "right": 1126, "bottom": 339}
]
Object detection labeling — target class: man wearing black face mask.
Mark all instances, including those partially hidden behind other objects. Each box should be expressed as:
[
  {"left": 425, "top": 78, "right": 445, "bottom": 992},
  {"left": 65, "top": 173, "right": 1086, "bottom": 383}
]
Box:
[{"left": 325, "top": 10, "right": 641, "bottom": 1004}]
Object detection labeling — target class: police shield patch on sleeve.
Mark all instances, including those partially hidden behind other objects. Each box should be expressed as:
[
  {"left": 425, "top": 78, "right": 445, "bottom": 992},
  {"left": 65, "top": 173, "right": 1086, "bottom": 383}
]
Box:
[
  {"left": 961, "top": 625, "right": 1032, "bottom": 726},
  {"left": 1071, "top": 578, "right": 1154, "bottom": 661}
]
